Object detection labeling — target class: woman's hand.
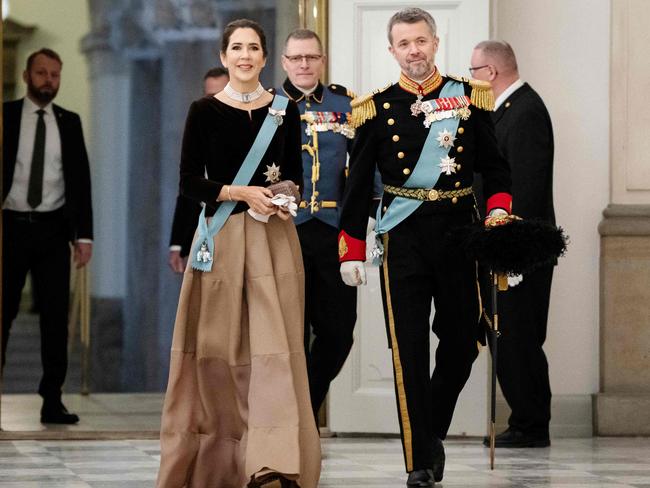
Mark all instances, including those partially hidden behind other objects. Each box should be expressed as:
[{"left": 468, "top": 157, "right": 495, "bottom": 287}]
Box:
[
  {"left": 275, "top": 206, "right": 291, "bottom": 221},
  {"left": 228, "top": 185, "right": 276, "bottom": 215}
]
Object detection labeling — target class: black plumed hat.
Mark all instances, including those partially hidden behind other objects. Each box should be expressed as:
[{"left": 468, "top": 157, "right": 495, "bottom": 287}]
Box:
[{"left": 450, "top": 216, "right": 568, "bottom": 275}]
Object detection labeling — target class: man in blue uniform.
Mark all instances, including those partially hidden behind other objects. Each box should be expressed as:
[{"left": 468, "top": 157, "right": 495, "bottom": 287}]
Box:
[
  {"left": 280, "top": 29, "right": 379, "bottom": 421},
  {"left": 338, "top": 9, "right": 511, "bottom": 486}
]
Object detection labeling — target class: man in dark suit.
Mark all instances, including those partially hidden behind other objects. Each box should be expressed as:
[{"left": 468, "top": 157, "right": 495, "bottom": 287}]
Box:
[
  {"left": 471, "top": 40, "right": 555, "bottom": 447},
  {"left": 168, "top": 67, "right": 229, "bottom": 273},
  {"left": 2, "top": 48, "right": 93, "bottom": 424}
]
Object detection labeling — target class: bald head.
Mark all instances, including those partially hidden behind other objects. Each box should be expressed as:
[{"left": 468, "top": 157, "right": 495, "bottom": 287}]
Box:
[
  {"left": 471, "top": 40, "right": 520, "bottom": 98},
  {"left": 474, "top": 40, "right": 518, "bottom": 75}
]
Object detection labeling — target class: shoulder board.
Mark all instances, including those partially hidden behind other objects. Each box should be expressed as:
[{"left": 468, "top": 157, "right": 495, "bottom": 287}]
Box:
[
  {"left": 350, "top": 83, "right": 391, "bottom": 129},
  {"left": 446, "top": 75, "right": 494, "bottom": 111},
  {"left": 327, "top": 83, "right": 355, "bottom": 99}
]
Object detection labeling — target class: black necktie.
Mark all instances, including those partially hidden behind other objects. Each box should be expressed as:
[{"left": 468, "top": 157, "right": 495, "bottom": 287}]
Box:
[{"left": 27, "top": 109, "right": 46, "bottom": 209}]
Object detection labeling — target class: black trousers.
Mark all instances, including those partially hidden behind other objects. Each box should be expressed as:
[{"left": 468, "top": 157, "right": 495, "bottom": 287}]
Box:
[
  {"left": 297, "top": 219, "right": 357, "bottom": 418},
  {"left": 2, "top": 210, "right": 71, "bottom": 402},
  {"left": 493, "top": 266, "right": 554, "bottom": 437},
  {"left": 379, "top": 211, "right": 480, "bottom": 472}
]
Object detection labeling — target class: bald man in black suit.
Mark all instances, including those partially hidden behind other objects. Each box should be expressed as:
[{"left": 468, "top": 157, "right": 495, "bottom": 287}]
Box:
[{"left": 471, "top": 40, "right": 555, "bottom": 448}]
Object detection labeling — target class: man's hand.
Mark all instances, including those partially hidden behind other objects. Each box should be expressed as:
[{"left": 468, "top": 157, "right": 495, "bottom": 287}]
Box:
[
  {"left": 74, "top": 242, "right": 92, "bottom": 268},
  {"left": 484, "top": 208, "right": 509, "bottom": 227},
  {"left": 168, "top": 250, "right": 187, "bottom": 274},
  {"left": 340, "top": 261, "right": 367, "bottom": 286}
]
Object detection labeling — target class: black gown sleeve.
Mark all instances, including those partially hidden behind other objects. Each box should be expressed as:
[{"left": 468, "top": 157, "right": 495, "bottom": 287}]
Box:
[{"left": 179, "top": 101, "right": 224, "bottom": 210}]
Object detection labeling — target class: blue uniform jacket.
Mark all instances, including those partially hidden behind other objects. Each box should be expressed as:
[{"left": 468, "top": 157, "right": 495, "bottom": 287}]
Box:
[{"left": 281, "top": 79, "right": 381, "bottom": 228}]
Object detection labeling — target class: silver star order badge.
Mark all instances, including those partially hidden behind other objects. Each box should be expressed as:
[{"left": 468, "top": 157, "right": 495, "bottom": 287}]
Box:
[
  {"left": 263, "top": 162, "right": 282, "bottom": 183},
  {"left": 439, "top": 156, "right": 457, "bottom": 175},
  {"left": 436, "top": 129, "right": 456, "bottom": 149},
  {"left": 410, "top": 94, "right": 424, "bottom": 116}
]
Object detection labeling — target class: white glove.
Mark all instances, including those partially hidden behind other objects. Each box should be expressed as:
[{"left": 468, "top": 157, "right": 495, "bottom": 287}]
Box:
[
  {"left": 507, "top": 274, "right": 523, "bottom": 287},
  {"left": 271, "top": 194, "right": 298, "bottom": 216},
  {"left": 488, "top": 208, "right": 508, "bottom": 217},
  {"left": 366, "top": 217, "right": 376, "bottom": 236},
  {"left": 340, "top": 261, "right": 367, "bottom": 286}
]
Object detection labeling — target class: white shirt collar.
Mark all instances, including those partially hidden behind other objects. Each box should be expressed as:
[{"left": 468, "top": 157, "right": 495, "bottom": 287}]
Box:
[
  {"left": 23, "top": 96, "right": 53, "bottom": 116},
  {"left": 494, "top": 79, "right": 524, "bottom": 111}
]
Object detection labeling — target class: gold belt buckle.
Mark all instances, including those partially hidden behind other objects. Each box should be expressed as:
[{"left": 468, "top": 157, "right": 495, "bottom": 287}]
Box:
[{"left": 427, "top": 189, "right": 439, "bottom": 201}]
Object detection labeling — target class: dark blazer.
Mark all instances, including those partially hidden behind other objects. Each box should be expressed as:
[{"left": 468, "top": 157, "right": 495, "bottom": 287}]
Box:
[
  {"left": 3, "top": 98, "right": 93, "bottom": 240},
  {"left": 492, "top": 83, "right": 555, "bottom": 224}
]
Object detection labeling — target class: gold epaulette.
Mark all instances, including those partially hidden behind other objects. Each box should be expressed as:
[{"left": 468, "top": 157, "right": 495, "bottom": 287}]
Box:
[
  {"left": 469, "top": 79, "right": 494, "bottom": 111},
  {"left": 447, "top": 75, "right": 495, "bottom": 111},
  {"left": 346, "top": 88, "right": 357, "bottom": 99},
  {"left": 350, "top": 83, "right": 391, "bottom": 128}
]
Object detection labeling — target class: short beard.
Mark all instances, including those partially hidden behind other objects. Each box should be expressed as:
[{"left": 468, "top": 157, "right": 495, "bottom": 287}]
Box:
[
  {"left": 27, "top": 80, "right": 58, "bottom": 105},
  {"left": 404, "top": 60, "right": 434, "bottom": 81}
]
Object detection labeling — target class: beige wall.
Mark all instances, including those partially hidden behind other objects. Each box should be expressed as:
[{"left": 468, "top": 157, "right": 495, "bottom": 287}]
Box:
[
  {"left": 611, "top": 0, "right": 650, "bottom": 204},
  {"left": 7, "top": 0, "right": 91, "bottom": 145},
  {"left": 493, "top": 0, "right": 610, "bottom": 396}
]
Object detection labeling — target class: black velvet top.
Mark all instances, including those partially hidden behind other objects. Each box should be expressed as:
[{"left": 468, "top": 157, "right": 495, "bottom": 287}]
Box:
[{"left": 179, "top": 94, "right": 303, "bottom": 216}]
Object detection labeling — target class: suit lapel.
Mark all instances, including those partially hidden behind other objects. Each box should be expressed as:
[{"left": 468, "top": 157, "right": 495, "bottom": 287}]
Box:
[
  {"left": 492, "top": 83, "right": 531, "bottom": 125},
  {"left": 3, "top": 99, "right": 24, "bottom": 199}
]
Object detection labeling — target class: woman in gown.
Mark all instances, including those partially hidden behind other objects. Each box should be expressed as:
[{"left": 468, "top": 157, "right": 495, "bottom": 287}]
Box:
[{"left": 156, "top": 19, "right": 321, "bottom": 488}]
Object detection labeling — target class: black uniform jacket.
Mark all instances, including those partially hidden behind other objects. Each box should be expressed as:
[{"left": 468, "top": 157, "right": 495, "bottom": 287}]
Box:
[
  {"left": 3, "top": 99, "right": 93, "bottom": 241},
  {"left": 178, "top": 94, "right": 303, "bottom": 217},
  {"left": 339, "top": 77, "right": 511, "bottom": 257}
]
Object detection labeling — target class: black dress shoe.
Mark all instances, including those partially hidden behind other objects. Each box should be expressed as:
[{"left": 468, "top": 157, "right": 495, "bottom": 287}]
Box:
[
  {"left": 406, "top": 469, "right": 434, "bottom": 487},
  {"left": 40, "top": 402, "right": 80, "bottom": 424},
  {"left": 482, "top": 427, "right": 550, "bottom": 448},
  {"left": 432, "top": 437, "right": 445, "bottom": 482}
]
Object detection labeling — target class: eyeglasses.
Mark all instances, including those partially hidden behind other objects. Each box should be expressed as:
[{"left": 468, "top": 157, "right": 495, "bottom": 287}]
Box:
[
  {"left": 468, "top": 65, "right": 490, "bottom": 74},
  {"left": 283, "top": 54, "right": 323, "bottom": 64}
]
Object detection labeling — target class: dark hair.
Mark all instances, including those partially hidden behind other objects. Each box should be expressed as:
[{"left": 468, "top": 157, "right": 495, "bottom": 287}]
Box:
[
  {"left": 204, "top": 67, "right": 229, "bottom": 80},
  {"left": 387, "top": 8, "right": 437, "bottom": 44},
  {"left": 26, "top": 48, "right": 63, "bottom": 71},
  {"left": 220, "top": 19, "right": 268, "bottom": 58},
  {"left": 284, "top": 29, "right": 323, "bottom": 54}
]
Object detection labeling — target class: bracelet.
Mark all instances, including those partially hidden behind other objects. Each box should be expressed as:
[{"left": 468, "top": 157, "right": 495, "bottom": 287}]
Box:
[{"left": 226, "top": 185, "right": 232, "bottom": 201}]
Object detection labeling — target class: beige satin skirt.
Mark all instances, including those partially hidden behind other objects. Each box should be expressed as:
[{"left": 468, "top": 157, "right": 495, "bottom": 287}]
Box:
[{"left": 156, "top": 212, "right": 321, "bottom": 488}]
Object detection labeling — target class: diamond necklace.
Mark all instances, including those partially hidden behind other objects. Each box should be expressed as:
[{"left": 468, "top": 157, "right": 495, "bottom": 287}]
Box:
[{"left": 224, "top": 82, "right": 266, "bottom": 103}]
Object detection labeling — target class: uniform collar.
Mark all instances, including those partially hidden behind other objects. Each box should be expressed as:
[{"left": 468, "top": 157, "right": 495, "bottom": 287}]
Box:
[
  {"left": 398, "top": 68, "right": 442, "bottom": 96},
  {"left": 282, "top": 78, "right": 324, "bottom": 103}
]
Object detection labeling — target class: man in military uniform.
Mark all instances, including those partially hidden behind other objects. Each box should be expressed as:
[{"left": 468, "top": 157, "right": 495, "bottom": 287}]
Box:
[
  {"left": 280, "top": 29, "right": 380, "bottom": 421},
  {"left": 338, "top": 8, "right": 511, "bottom": 486}
]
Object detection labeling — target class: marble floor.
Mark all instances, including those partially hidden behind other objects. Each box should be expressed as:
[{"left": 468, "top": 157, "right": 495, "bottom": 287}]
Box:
[
  {"left": 0, "top": 394, "right": 163, "bottom": 437},
  {"left": 0, "top": 437, "right": 648, "bottom": 487}
]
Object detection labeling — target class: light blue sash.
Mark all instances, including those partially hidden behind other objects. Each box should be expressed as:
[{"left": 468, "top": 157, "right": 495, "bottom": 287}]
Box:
[
  {"left": 372, "top": 80, "right": 464, "bottom": 264},
  {"left": 191, "top": 95, "right": 289, "bottom": 272}
]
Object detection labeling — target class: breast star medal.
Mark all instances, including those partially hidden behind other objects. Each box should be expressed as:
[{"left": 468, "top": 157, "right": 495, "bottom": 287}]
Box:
[
  {"left": 436, "top": 129, "right": 456, "bottom": 149},
  {"left": 263, "top": 162, "right": 282, "bottom": 183}
]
